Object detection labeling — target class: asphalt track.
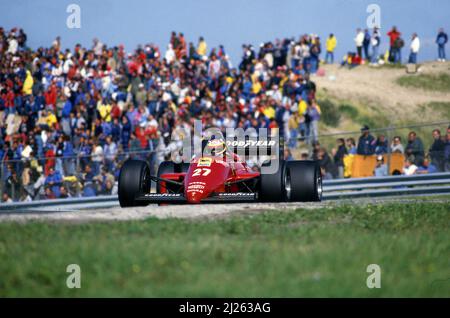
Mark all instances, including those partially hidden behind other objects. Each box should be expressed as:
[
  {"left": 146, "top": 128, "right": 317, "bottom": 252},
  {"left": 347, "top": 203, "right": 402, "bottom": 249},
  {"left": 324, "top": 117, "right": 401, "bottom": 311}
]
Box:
[{"left": 1, "top": 195, "right": 448, "bottom": 223}]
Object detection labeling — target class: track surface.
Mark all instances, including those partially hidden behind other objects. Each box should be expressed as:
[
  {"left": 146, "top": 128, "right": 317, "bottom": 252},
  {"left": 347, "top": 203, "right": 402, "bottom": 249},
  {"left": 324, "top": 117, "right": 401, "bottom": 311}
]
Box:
[{"left": 1, "top": 196, "right": 447, "bottom": 223}]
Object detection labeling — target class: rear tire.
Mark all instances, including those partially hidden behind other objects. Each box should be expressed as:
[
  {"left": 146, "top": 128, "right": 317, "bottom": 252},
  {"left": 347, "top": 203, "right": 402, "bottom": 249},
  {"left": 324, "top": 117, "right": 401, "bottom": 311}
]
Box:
[
  {"left": 118, "top": 160, "right": 150, "bottom": 207},
  {"left": 259, "top": 160, "right": 287, "bottom": 202},
  {"left": 286, "top": 160, "right": 322, "bottom": 202}
]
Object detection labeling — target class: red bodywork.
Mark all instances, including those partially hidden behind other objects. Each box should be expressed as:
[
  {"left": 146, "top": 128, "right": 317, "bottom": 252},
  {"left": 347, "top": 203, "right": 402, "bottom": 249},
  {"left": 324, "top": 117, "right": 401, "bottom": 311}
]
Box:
[{"left": 159, "top": 153, "right": 259, "bottom": 204}]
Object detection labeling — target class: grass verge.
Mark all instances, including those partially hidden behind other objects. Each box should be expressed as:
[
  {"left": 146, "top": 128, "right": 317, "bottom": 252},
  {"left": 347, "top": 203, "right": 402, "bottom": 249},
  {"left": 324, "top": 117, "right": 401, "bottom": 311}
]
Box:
[
  {"left": 0, "top": 201, "right": 449, "bottom": 297},
  {"left": 396, "top": 73, "right": 450, "bottom": 93}
]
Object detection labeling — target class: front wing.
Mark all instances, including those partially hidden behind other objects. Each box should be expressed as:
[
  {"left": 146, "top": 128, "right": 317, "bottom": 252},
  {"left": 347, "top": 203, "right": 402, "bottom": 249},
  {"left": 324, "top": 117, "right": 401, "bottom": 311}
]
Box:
[{"left": 134, "top": 192, "right": 258, "bottom": 204}]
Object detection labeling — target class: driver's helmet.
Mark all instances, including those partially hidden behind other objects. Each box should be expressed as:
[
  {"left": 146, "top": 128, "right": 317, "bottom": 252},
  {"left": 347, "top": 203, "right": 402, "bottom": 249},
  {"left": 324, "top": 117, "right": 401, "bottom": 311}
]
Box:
[{"left": 204, "top": 138, "right": 227, "bottom": 156}]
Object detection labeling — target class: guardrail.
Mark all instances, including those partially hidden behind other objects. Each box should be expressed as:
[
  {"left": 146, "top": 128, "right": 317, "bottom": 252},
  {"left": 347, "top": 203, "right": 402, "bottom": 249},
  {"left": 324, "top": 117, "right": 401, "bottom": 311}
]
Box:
[
  {"left": 322, "top": 172, "right": 450, "bottom": 199},
  {"left": 1, "top": 172, "right": 450, "bottom": 212},
  {"left": 0, "top": 195, "right": 118, "bottom": 212}
]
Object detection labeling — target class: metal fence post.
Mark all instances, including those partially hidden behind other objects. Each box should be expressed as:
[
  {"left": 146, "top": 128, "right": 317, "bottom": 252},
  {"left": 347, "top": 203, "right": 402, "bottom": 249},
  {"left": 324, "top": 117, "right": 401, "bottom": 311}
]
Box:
[
  {"left": 76, "top": 155, "right": 81, "bottom": 197},
  {"left": 0, "top": 160, "right": 3, "bottom": 200},
  {"left": 386, "top": 124, "right": 393, "bottom": 175}
]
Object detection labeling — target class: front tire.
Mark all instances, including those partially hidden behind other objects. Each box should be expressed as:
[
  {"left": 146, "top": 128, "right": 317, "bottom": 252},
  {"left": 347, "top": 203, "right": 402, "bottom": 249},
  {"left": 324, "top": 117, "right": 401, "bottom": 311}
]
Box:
[
  {"left": 286, "top": 161, "right": 322, "bottom": 202},
  {"left": 118, "top": 160, "right": 150, "bottom": 207}
]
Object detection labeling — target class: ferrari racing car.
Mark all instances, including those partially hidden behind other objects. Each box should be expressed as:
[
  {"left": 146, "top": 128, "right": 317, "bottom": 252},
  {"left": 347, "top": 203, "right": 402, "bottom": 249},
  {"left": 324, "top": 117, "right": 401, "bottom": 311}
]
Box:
[{"left": 118, "top": 138, "right": 322, "bottom": 206}]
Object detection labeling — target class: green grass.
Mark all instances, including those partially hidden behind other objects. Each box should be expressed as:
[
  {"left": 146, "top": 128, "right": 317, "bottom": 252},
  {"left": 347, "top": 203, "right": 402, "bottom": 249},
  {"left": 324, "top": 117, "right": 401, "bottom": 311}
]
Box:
[
  {"left": 0, "top": 202, "right": 449, "bottom": 297},
  {"left": 338, "top": 104, "right": 360, "bottom": 119},
  {"left": 317, "top": 99, "right": 341, "bottom": 127},
  {"left": 423, "top": 101, "right": 450, "bottom": 119},
  {"left": 396, "top": 73, "right": 450, "bottom": 92}
]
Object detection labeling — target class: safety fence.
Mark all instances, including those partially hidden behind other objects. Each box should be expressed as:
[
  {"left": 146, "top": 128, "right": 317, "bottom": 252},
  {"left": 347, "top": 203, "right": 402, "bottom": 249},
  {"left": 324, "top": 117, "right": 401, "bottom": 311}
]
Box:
[
  {"left": 294, "top": 120, "right": 450, "bottom": 178},
  {"left": 1, "top": 120, "right": 449, "bottom": 203},
  {"left": 0, "top": 149, "right": 158, "bottom": 203}
]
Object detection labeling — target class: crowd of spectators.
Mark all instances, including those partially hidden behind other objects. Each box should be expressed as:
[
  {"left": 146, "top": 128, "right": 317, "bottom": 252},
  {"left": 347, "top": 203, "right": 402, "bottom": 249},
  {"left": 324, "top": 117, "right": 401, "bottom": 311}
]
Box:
[
  {"left": 0, "top": 27, "right": 325, "bottom": 202},
  {"left": 340, "top": 26, "right": 448, "bottom": 67},
  {"left": 0, "top": 26, "right": 449, "bottom": 202},
  {"left": 309, "top": 126, "right": 450, "bottom": 180}
]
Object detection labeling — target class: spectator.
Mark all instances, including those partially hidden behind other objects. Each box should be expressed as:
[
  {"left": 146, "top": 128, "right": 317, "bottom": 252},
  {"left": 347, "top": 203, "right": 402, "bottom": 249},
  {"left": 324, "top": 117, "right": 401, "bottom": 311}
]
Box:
[
  {"left": 354, "top": 28, "right": 364, "bottom": 57},
  {"left": 91, "top": 139, "right": 104, "bottom": 175},
  {"left": 6, "top": 170, "right": 21, "bottom": 201},
  {"left": 445, "top": 126, "right": 450, "bottom": 172},
  {"left": 103, "top": 135, "right": 118, "bottom": 171},
  {"left": 81, "top": 165, "right": 96, "bottom": 197},
  {"left": 421, "top": 154, "right": 438, "bottom": 174},
  {"left": 429, "top": 129, "right": 445, "bottom": 172},
  {"left": 197, "top": 36, "right": 207, "bottom": 57},
  {"left": 387, "top": 26, "right": 401, "bottom": 63},
  {"left": 316, "top": 147, "right": 336, "bottom": 179},
  {"left": 62, "top": 135, "right": 75, "bottom": 176},
  {"left": 325, "top": 33, "right": 337, "bottom": 64},
  {"left": 287, "top": 112, "right": 300, "bottom": 149},
  {"left": 405, "top": 131, "right": 424, "bottom": 166},
  {"left": 363, "top": 28, "right": 371, "bottom": 60},
  {"left": 332, "top": 138, "right": 347, "bottom": 179},
  {"left": 45, "top": 187, "right": 56, "bottom": 200},
  {"left": 340, "top": 52, "right": 362, "bottom": 69},
  {"left": 304, "top": 99, "right": 321, "bottom": 144},
  {"left": 93, "top": 166, "right": 115, "bottom": 194},
  {"left": 408, "top": 33, "right": 420, "bottom": 64},
  {"left": 346, "top": 137, "right": 357, "bottom": 155},
  {"left": 45, "top": 167, "right": 63, "bottom": 198},
  {"left": 391, "top": 136, "right": 404, "bottom": 154},
  {"left": 403, "top": 157, "right": 418, "bottom": 176},
  {"left": 375, "top": 134, "right": 388, "bottom": 154},
  {"left": 284, "top": 148, "right": 293, "bottom": 161},
  {"left": 357, "top": 125, "right": 376, "bottom": 155},
  {"left": 309, "top": 36, "right": 321, "bottom": 73},
  {"left": 370, "top": 27, "right": 381, "bottom": 65},
  {"left": 436, "top": 28, "right": 448, "bottom": 62},
  {"left": 2, "top": 192, "right": 13, "bottom": 203},
  {"left": 393, "top": 35, "right": 405, "bottom": 63},
  {"left": 374, "top": 155, "right": 388, "bottom": 177},
  {"left": 59, "top": 186, "right": 71, "bottom": 198}
]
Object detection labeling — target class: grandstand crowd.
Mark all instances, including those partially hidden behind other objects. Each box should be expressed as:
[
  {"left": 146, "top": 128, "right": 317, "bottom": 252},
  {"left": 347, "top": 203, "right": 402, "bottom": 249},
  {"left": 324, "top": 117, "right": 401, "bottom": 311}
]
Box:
[{"left": 1, "top": 26, "right": 449, "bottom": 202}]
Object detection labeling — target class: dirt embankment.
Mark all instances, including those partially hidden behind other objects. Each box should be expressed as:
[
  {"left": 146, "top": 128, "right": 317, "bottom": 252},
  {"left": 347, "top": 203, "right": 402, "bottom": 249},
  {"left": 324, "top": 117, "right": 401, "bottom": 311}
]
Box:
[{"left": 313, "top": 61, "right": 450, "bottom": 126}]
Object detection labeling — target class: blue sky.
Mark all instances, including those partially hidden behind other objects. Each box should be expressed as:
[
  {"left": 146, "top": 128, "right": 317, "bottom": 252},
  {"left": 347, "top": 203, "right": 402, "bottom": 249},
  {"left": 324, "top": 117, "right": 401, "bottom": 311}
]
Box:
[{"left": 1, "top": 0, "right": 449, "bottom": 64}]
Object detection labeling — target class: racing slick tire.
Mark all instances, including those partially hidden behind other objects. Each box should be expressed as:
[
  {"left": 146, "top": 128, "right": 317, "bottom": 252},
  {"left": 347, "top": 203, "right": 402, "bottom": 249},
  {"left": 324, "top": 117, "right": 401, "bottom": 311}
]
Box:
[
  {"left": 259, "top": 160, "right": 287, "bottom": 202},
  {"left": 286, "top": 160, "right": 322, "bottom": 202},
  {"left": 118, "top": 159, "right": 150, "bottom": 207}
]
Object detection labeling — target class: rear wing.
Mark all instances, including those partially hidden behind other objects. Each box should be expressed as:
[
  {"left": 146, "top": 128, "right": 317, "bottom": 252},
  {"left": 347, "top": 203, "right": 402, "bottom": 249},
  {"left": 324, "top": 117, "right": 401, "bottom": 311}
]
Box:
[{"left": 225, "top": 137, "right": 284, "bottom": 158}]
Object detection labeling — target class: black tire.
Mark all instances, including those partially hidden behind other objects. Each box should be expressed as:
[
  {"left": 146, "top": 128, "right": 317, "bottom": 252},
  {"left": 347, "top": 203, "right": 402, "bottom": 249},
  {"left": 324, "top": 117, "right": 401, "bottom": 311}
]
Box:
[
  {"left": 259, "top": 160, "right": 287, "bottom": 202},
  {"left": 286, "top": 160, "right": 322, "bottom": 202},
  {"left": 118, "top": 160, "right": 150, "bottom": 207}
]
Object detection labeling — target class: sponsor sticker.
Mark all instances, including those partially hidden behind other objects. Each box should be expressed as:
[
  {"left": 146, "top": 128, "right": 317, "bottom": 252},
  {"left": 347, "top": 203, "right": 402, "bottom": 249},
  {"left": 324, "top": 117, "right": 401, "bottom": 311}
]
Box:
[
  {"left": 197, "top": 157, "right": 212, "bottom": 167},
  {"left": 188, "top": 184, "right": 205, "bottom": 190},
  {"left": 144, "top": 193, "right": 182, "bottom": 197},
  {"left": 218, "top": 193, "right": 255, "bottom": 197},
  {"left": 225, "top": 140, "right": 276, "bottom": 147}
]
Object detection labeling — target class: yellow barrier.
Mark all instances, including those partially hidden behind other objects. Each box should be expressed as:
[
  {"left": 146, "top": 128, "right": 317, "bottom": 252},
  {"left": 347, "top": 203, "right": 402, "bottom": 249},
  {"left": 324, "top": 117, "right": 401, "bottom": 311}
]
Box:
[{"left": 344, "top": 153, "right": 405, "bottom": 178}]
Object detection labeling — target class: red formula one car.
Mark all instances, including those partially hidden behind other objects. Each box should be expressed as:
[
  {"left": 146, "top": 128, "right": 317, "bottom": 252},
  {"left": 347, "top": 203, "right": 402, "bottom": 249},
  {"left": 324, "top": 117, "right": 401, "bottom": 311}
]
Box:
[{"left": 118, "top": 138, "right": 322, "bottom": 207}]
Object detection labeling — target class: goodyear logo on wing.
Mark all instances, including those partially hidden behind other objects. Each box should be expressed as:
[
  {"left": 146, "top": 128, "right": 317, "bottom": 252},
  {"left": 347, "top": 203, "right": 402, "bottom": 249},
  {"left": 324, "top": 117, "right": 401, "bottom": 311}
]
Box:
[
  {"left": 218, "top": 193, "right": 255, "bottom": 196},
  {"left": 226, "top": 140, "right": 276, "bottom": 147},
  {"left": 144, "top": 193, "right": 182, "bottom": 197},
  {"left": 197, "top": 157, "right": 212, "bottom": 167}
]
